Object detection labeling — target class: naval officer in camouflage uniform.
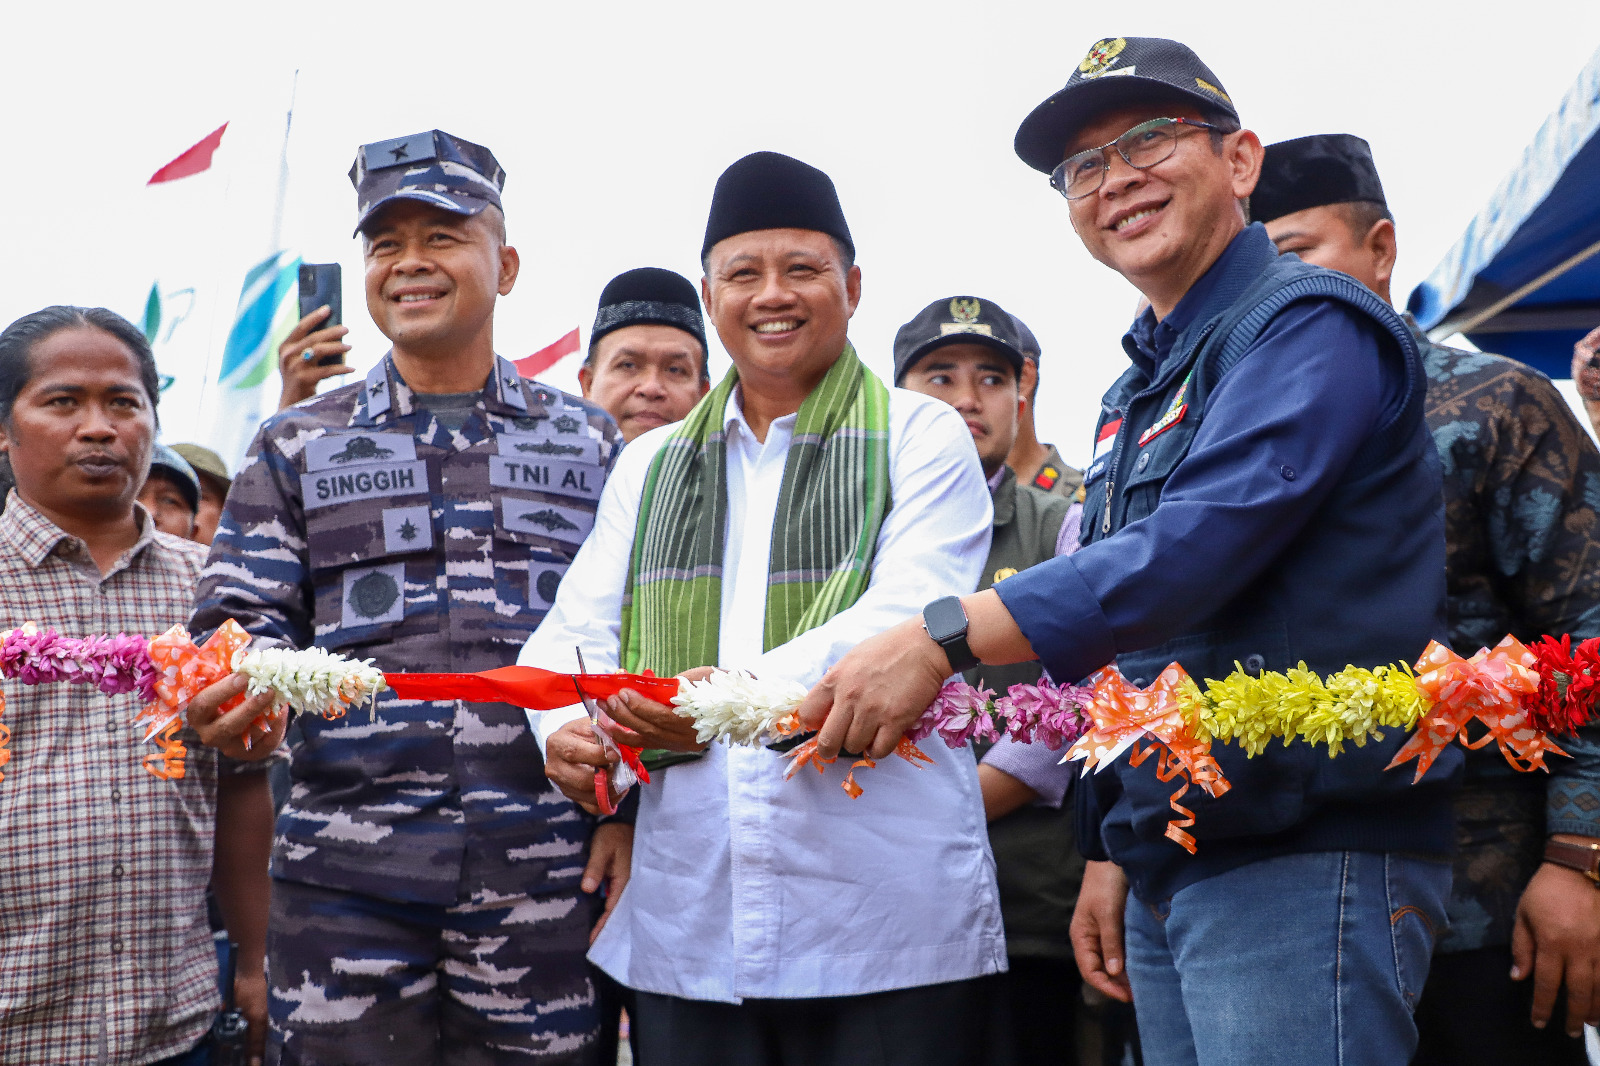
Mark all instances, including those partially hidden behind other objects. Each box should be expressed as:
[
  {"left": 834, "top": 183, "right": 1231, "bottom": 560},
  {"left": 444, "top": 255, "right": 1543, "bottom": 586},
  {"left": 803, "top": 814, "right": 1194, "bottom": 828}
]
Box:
[{"left": 189, "top": 130, "right": 624, "bottom": 1066}]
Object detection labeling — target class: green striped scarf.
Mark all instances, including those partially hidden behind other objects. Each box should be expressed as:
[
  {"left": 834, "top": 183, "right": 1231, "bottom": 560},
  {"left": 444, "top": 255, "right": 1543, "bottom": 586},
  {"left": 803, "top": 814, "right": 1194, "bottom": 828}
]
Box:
[{"left": 620, "top": 343, "right": 891, "bottom": 769}]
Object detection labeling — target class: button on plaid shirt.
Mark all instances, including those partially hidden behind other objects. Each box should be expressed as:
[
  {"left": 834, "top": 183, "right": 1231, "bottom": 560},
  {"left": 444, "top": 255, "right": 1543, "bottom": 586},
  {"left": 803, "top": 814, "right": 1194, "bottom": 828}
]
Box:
[{"left": 0, "top": 493, "right": 225, "bottom": 1064}]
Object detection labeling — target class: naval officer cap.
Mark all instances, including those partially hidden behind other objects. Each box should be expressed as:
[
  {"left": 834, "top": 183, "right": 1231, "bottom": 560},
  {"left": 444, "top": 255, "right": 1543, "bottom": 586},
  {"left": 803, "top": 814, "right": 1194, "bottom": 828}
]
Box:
[
  {"left": 349, "top": 130, "right": 506, "bottom": 235},
  {"left": 592, "top": 267, "right": 707, "bottom": 352},
  {"left": 702, "top": 152, "right": 854, "bottom": 260},
  {"left": 1252, "top": 134, "right": 1388, "bottom": 225},
  {"left": 893, "top": 295, "right": 1026, "bottom": 384},
  {"left": 1014, "top": 37, "right": 1240, "bottom": 174}
]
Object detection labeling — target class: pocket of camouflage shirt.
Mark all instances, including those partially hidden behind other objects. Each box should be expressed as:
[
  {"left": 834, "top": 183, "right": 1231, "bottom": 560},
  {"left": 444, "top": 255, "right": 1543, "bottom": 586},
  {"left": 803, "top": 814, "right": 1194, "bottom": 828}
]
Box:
[
  {"left": 489, "top": 493, "right": 594, "bottom": 630},
  {"left": 305, "top": 487, "right": 434, "bottom": 650}
]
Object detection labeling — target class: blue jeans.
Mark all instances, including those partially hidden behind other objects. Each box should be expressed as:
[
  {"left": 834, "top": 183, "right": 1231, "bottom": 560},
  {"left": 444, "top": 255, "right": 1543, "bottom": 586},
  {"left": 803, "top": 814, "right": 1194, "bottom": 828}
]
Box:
[{"left": 1123, "top": 850, "right": 1450, "bottom": 1066}]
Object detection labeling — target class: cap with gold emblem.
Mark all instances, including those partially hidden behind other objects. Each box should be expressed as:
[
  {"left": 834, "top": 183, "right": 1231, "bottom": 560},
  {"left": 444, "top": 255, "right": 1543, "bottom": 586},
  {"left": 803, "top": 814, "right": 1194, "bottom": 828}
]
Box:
[
  {"left": 893, "top": 295, "right": 1025, "bottom": 384},
  {"left": 1014, "top": 37, "right": 1240, "bottom": 175}
]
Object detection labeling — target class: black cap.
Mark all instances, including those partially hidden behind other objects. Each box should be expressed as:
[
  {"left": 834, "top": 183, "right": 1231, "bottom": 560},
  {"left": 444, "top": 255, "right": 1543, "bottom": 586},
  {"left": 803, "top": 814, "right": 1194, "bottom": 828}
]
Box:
[
  {"left": 349, "top": 130, "right": 506, "bottom": 235},
  {"left": 1253, "top": 134, "right": 1387, "bottom": 225},
  {"left": 702, "top": 152, "right": 854, "bottom": 260},
  {"left": 893, "top": 296, "right": 1025, "bottom": 384},
  {"left": 1009, "top": 313, "right": 1041, "bottom": 361},
  {"left": 147, "top": 443, "right": 200, "bottom": 513},
  {"left": 591, "top": 267, "right": 707, "bottom": 352},
  {"left": 1015, "top": 37, "right": 1240, "bottom": 174}
]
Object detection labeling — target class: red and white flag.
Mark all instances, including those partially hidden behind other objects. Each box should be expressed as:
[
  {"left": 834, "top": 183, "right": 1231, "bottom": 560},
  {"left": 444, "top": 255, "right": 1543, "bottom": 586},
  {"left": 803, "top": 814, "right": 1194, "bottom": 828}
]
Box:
[{"left": 147, "top": 123, "right": 229, "bottom": 185}]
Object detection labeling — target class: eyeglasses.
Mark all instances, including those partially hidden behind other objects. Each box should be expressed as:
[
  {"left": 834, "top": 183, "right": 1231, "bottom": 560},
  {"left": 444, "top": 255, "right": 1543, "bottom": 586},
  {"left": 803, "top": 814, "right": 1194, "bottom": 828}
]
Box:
[{"left": 1049, "top": 117, "right": 1223, "bottom": 201}]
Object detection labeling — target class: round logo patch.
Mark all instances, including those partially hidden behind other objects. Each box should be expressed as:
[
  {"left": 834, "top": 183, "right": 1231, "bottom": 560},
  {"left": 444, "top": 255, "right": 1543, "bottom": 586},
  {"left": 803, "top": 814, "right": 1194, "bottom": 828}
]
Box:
[
  {"left": 348, "top": 570, "right": 401, "bottom": 620},
  {"left": 1079, "top": 37, "right": 1127, "bottom": 77},
  {"left": 536, "top": 568, "right": 563, "bottom": 604}
]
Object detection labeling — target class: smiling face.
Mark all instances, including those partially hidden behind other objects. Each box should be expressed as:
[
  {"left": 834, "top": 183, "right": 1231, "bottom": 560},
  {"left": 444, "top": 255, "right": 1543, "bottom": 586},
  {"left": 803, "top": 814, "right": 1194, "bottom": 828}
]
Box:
[
  {"left": 0, "top": 327, "right": 155, "bottom": 526},
  {"left": 702, "top": 228, "right": 860, "bottom": 405},
  {"left": 1064, "top": 103, "right": 1261, "bottom": 317},
  {"left": 901, "top": 342, "right": 1022, "bottom": 475},
  {"left": 362, "top": 200, "right": 518, "bottom": 362},
  {"left": 579, "top": 324, "right": 708, "bottom": 442}
]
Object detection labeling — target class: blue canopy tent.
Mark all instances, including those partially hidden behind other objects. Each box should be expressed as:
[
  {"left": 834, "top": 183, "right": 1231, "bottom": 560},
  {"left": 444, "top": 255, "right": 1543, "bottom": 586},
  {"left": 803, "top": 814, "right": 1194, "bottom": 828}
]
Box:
[{"left": 1408, "top": 46, "right": 1600, "bottom": 379}]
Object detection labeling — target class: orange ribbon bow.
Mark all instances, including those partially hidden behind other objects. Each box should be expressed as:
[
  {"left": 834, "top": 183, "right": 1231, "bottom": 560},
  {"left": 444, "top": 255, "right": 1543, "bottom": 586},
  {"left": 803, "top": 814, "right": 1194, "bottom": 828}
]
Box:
[
  {"left": 1388, "top": 636, "right": 1568, "bottom": 782},
  {"left": 133, "top": 621, "right": 254, "bottom": 776},
  {"left": 1067, "top": 664, "right": 1231, "bottom": 854}
]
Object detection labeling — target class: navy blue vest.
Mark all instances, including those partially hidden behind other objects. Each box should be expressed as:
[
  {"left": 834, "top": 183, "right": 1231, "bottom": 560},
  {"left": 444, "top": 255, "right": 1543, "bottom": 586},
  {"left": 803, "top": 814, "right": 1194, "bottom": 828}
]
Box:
[{"left": 1079, "top": 226, "right": 1460, "bottom": 900}]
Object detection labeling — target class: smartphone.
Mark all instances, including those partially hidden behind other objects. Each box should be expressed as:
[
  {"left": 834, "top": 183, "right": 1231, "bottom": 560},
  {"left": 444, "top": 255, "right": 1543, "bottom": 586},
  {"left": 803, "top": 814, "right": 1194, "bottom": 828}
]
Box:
[{"left": 297, "top": 263, "right": 344, "bottom": 366}]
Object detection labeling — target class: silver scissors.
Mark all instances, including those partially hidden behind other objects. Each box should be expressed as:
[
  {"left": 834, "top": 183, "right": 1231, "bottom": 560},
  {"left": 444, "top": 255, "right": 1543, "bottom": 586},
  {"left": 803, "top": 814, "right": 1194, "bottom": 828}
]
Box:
[{"left": 574, "top": 649, "right": 637, "bottom": 812}]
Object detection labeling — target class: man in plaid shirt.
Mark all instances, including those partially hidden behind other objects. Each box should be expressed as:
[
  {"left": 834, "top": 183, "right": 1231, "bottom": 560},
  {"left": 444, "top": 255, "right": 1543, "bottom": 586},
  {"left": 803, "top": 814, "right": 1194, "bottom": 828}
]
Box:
[{"left": 0, "top": 306, "right": 274, "bottom": 1064}]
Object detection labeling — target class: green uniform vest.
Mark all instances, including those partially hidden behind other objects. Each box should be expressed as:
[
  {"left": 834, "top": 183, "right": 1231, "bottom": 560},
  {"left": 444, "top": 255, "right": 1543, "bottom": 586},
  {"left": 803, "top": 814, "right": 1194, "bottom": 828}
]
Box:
[{"left": 967, "top": 468, "right": 1082, "bottom": 960}]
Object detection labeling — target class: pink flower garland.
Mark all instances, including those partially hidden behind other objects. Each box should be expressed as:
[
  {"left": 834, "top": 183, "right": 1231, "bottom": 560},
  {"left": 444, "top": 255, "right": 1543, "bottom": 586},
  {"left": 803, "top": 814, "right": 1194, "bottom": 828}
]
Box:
[
  {"left": 909, "top": 677, "right": 1093, "bottom": 751},
  {"left": 0, "top": 624, "right": 158, "bottom": 702}
]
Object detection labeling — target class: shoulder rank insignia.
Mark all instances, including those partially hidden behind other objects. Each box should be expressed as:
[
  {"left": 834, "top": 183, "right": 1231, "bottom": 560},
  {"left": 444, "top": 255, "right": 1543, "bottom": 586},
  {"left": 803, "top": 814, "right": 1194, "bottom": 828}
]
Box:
[{"left": 1034, "top": 465, "right": 1059, "bottom": 490}]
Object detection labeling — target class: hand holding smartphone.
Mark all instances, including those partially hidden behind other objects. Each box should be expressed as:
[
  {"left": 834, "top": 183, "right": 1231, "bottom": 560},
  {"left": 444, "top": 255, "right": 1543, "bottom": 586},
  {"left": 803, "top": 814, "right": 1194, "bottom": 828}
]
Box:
[{"left": 298, "top": 264, "right": 344, "bottom": 367}]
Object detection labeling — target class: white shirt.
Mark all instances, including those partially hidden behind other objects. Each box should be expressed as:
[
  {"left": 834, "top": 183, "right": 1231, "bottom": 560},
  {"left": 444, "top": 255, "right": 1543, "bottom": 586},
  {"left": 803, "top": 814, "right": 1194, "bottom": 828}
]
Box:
[{"left": 521, "top": 384, "right": 1005, "bottom": 1002}]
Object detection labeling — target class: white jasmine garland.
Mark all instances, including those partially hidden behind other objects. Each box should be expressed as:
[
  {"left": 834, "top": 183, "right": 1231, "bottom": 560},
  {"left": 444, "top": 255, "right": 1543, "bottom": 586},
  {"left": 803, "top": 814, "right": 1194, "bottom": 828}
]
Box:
[
  {"left": 672, "top": 670, "right": 807, "bottom": 746},
  {"left": 232, "top": 646, "right": 388, "bottom": 720}
]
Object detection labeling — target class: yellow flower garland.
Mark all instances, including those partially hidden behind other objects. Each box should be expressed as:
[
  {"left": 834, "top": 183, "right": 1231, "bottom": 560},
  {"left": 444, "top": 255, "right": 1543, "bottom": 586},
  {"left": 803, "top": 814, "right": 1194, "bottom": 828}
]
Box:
[{"left": 1180, "top": 662, "right": 1434, "bottom": 757}]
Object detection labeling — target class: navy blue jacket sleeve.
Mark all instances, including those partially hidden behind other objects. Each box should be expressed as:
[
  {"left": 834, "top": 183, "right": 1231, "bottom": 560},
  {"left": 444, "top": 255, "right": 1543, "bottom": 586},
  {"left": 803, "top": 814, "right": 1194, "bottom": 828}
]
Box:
[{"left": 997, "top": 300, "right": 1403, "bottom": 684}]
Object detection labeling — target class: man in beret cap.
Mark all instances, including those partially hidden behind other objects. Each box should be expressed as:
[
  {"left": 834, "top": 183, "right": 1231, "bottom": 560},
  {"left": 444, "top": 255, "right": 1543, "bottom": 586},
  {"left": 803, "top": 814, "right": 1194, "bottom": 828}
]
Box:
[
  {"left": 1003, "top": 314, "right": 1084, "bottom": 502},
  {"left": 137, "top": 441, "right": 201, "bottom": 539},
  {"left": 526, "top": 152, "right": 1007, "bottom": 1065},
  {"left": 803, "top": 37, "right": 1462, "bottom": 1065},
  {"left": 188, "top": 130, "right": 627, "bottom": 1064},
  {"left": 1258, "top": 132, "right": 1600, "bottom": 1063},
  {"left": 169, "top": 442, "right": 230, "bottom": 545},
  {"left": 897, "top": 294, "right": 1097, "bottom": 1064},
  {"left": 579, "top": 266, "right": 710, "bottom": 442}
]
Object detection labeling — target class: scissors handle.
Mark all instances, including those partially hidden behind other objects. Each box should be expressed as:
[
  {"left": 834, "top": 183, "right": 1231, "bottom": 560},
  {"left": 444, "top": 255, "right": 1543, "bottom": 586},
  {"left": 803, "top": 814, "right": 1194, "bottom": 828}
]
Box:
[{"left": 594, "top": 769, "right": 619, "bottom": 816}]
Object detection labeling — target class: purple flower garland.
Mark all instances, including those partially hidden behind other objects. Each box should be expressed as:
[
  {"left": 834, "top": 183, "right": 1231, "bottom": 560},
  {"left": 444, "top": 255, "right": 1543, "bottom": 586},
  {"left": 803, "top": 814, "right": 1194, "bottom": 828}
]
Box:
[
  {"left": 0, "top": 624, "right": 158, "bottom": 702},
  {"left": 907, "top": 678, "right": 1094, "bottom": 750}
]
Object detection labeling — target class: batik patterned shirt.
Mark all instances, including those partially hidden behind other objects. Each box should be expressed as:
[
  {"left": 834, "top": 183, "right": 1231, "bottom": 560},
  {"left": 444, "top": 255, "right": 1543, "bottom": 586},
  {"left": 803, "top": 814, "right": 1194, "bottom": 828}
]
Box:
[
  {"left": 0, "top": 494, "right": 223, "bottom": 1065},
  {"left": 191, "top": 354, "right": 621, "bottom": 907},
  {"left": 1419, "top": 321, "right": 1600, "bottom": 952}
]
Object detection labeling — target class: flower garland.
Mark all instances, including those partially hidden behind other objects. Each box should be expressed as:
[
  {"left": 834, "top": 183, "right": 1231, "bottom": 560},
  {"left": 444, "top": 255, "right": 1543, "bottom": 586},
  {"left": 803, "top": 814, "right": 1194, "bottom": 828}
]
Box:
[
  {"left": 668, "top": 669, "right": 1094, "bottom": 797},
  {"left": 0, "top": 620, "right": 388, "bottom": 782}
]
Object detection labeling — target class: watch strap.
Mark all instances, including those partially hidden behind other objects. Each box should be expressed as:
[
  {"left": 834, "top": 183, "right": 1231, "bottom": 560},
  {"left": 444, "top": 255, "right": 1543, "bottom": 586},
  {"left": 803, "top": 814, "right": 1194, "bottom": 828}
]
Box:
[{"left": 1543, "top": 839, "right": 1600, "bottom": 885}]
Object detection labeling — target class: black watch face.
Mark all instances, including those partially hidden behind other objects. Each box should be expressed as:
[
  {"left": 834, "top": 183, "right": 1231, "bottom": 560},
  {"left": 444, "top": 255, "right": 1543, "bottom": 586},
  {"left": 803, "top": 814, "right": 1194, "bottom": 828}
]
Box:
[{"left": 924, "top": 596, "right": 967, "bottom": 643}]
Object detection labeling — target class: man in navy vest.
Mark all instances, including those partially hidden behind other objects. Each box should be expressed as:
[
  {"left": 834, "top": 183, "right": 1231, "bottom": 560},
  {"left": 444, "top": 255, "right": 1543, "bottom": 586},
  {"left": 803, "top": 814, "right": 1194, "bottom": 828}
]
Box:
[{"left": 800, "top": 37, "right": 1463, "bottom": 1066}]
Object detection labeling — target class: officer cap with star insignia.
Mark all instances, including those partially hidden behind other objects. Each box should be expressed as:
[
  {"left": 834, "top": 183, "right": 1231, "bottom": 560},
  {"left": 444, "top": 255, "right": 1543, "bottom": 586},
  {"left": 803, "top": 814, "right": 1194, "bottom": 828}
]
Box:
[
  {"left": 892, "top": 295, "right": 1026, "bottom": 384},
  {"left": 1014, "top": 37, "right": 1240, "bottom": 174},
  {"left": 349, "top": 130, "right": 506, "bottom": 235}
]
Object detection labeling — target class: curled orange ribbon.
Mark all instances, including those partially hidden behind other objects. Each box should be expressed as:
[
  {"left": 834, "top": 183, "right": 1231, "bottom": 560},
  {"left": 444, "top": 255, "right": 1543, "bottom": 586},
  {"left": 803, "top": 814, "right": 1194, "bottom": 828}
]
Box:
[
  {"left": 783, "top": 736, "right": 935, "bottom": 797},
  {"left": 0, "top": 690, "right": 9, "bottom": 783},
  {"left": 1387, "top": 636, "right": 1568, "bottom": 782},
  {"left": 134, "top": 621, "right": 254, "bottom": 774},
  {"left": 1066, "top": 664, "right": 1231, "bottom": 853}
]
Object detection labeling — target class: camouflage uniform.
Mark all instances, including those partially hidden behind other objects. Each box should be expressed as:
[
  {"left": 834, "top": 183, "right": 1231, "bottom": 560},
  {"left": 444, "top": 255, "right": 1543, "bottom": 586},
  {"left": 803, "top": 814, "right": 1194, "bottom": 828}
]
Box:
[{"left": 192, "top": 353, "right": 621, "bottom": 1064}]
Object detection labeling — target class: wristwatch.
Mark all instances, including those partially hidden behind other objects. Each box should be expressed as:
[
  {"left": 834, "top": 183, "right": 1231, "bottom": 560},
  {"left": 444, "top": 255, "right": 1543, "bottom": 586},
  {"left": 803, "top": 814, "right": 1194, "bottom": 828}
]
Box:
[
  {"left": 922, "top": 595, "right": 980, "bottom": 674},
  {"left": 1543, "top": 839, "right": 1600, "bottom": 886}
]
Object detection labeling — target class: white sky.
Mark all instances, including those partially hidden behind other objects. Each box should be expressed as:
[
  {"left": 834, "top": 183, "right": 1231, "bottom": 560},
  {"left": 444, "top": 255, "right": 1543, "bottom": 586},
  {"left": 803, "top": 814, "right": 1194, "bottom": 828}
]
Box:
[{"left": 6, "top": 1, "right": 1600, "bottom": 466}]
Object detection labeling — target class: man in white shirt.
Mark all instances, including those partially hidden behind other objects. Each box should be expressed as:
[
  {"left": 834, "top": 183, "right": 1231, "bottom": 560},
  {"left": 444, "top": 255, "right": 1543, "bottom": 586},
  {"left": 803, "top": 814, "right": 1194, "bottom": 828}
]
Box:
[{"left": 523, "top": 151, "right": 1008, "bottom": 1066}]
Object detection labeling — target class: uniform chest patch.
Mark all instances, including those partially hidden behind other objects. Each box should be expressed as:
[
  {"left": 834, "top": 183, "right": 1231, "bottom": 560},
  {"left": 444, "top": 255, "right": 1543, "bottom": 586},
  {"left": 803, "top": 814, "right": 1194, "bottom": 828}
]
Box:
[
  {"left": 1138, "top": 372, "right": 1193, "bottom": 447},
  {"left": 305, "top": 432, "right": 417, "bottom": 471},
  {"left": 501, "top": 500, "right": 596, "bottom": 545},
  {"left": 341, "top": 562, "right": 407, "bottom": 628},
  {"left": 496, "top": 431, "right": 599, "bottom": 463},
  {"left": 382, "top": 505, "right": 433, "bottom": 553},
  {"left": 530, "top": 559, "right": 571, "bottom": 607},
  {"left": 489, "top": 456, "right": 601, "bottom": 499},
  {"left": 302, "top": 461, "right": 430, "bottom": 510}
]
